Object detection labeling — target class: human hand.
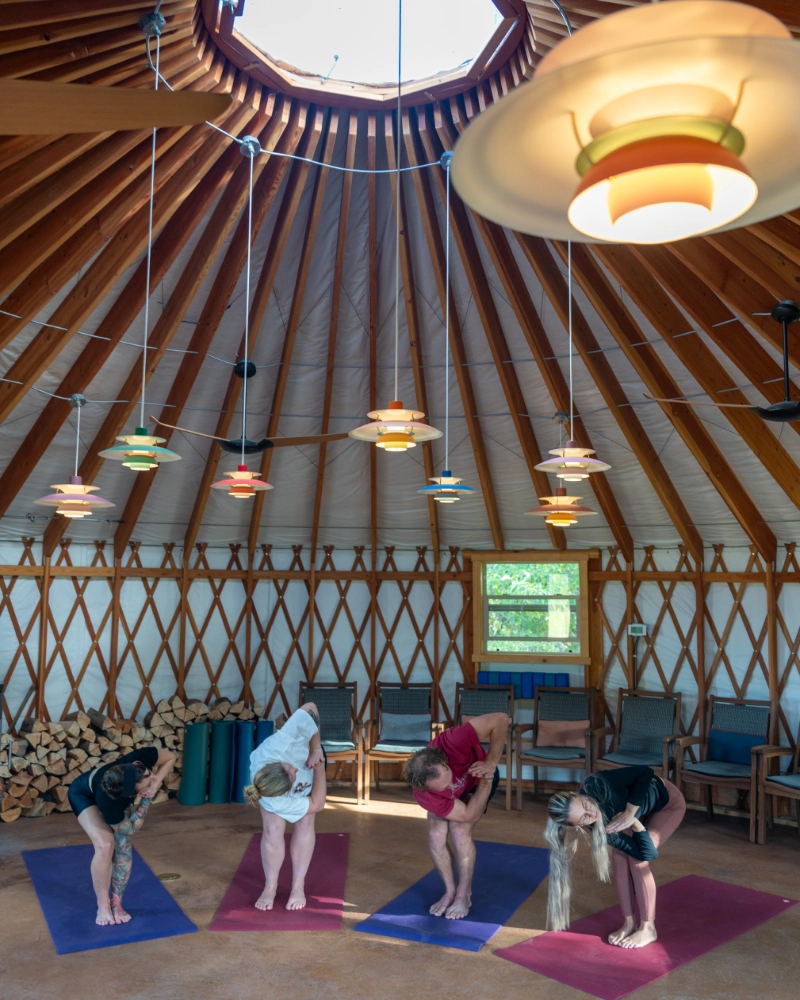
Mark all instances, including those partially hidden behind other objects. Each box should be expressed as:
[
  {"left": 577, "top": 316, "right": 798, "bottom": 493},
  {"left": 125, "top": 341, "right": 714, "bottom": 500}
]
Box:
[
  {"left": 606, "top": 806, "right": 639, "bottom": 834},
  {"left": 306, "top": 749, "right": 326, "bottom": 769},
  {"left": 138, "top": 774, "right": 162, "bottom": 799},
  {"left": 468, "top": 760, "right": 497, "bottom": 779}
]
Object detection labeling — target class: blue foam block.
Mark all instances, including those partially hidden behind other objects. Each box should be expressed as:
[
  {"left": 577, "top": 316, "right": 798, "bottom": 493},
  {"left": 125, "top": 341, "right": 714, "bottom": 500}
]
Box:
[
  {"left": 354, "top": 841, "right": 549, "bottom": 952},
  {"left": 23, "top": 844, "right": 197, "bottom": 955},
  {"left": 521, "top": 672, "right": 534, "bottom": 699}
]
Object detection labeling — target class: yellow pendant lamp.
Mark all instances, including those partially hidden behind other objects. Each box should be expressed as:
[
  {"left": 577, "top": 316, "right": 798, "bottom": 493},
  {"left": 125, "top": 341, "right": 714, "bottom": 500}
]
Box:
[
  {"left": 451, "top": 1, "right": 800, "bottom": 244},
  {"left": 526, "top": 487, "right": 597, "bottom": 528}
]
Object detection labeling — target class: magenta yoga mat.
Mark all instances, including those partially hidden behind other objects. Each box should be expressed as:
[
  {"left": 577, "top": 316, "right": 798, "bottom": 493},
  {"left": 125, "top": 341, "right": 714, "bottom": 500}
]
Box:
[
  {"left": 209, "top": 831, "right": 349, "bottom": 932},
  {"left": 495, "top": 874, "right": 797, "bottom": 1000}
]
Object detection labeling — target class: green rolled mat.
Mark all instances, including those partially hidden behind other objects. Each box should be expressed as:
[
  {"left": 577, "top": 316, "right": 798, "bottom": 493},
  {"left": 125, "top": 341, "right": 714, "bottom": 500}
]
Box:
[
  {"left": 178, "top": 721, "right": 209, "bottom": 806},
  {"left": 208, "top": 719, "right": 235, "bottom": 804}
]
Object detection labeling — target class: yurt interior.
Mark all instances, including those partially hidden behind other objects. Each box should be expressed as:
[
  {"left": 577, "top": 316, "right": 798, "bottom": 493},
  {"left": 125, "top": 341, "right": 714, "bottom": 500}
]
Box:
[{"left": 2, "top": 2, "right": 800, "bottom": 998}]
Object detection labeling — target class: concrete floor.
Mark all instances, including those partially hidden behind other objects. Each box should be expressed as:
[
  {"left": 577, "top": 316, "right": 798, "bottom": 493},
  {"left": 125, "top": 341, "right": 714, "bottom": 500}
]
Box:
[{"left": 1, "top": 786, "right": 798, "bottom": 1000}]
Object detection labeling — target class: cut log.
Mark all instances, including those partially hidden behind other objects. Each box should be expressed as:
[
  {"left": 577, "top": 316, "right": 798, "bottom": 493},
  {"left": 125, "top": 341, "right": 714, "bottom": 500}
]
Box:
[
  {"left": 36, "top": 745, "right": 49, "bottom": 761},
  {"left": 65, "top": 735, "right": 80, "bottom": 749},
  {"left": 0, "top": 804, "right": 20, "bottom": 822},
  {"left": 97, "top": 736, "right": 116, "bottom": 752},
  {"left": 10, "top": 756, "right": 29, "bottom": 772},
  {"left": 86, "top": 708, "right": 113, "bottom": 732},
  {"left": 64, "top": 711, "right": 91, "bottom": 731},
  {"left": 10, "top": 738, "right": 30, "bottom": 757},
  {"left": 60, "top": 720, "right": 81, "bottom": 738},
  {"left": 48, "top": 721, "right": 65, "bottom": 736},
  {"left": 118, "top": 735, "right": 134, "bottom": 748},
  {"left": 82, "top": 743, "right": 102, "bottom": 757},
  {"left": 79, "top": 728, "right": 97, "bottom": 744},
  {"left": 28, "top": 762, "right": 46, "bottom": 777},
  {"left": 22, "top": 798, "right": 48, "bottom": 818},
  {"left": 62, "top": 768, "right": 81, "bottom": 785},
  {"left": 46, "top": 760, "right": 67, "bottom": 776},
  {"left": 253, "top": 702, "right": 265, "bottom": 718},
  {"left": 239, "top": 709, "right": 255, "bottom": 721},
  {"left": 30, "top": 774, "right": 49, "bottom": 793},
  {"left": 25, "top": 731, "right": 43, "bottom": 747},
  {"left": 106, "top": 727, "right": 123, "bottom": 744},
  {"left": 143, "top": 711, "right": 164, "bottom": 728},
  {"left": 230, "top": 701, "right": 244, "bottom": 715},
  {"left": 0, "top": 764, "right": 11, "bottom": 779},
  {"left": 160, "top": 711, "right": 177, "bottom": 727},
  {"left": 46, "top": 776, "right": 60, "bottom": 790},
  {"left": 20, "top": 718, "right": 48, "bottom": 734},
  {"left": 68, "top": 748, "right": 88, "bottom": 765},
  {"left": 130, "top": 724, "right": 148, "bottom": 742}
]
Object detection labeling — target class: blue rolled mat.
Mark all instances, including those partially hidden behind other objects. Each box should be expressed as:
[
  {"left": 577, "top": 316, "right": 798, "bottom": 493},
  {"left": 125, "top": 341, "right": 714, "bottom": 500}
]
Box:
[
  {"left": 177, "top": 720, "right": 209, "bottom": 806},
  {"left": 354, "top": 841, "right": 549, "bottom": 952},
  {"left": 208, "top": 719, "right": 235, "bottom": 804},
  {"left": 231, "top": 720, "right": 255, "bottom": 803},
  {"left": 256, "top": 718, "right": 274, "bottom": 745},
  {"left": 23, "top": 845, "right": 197, "bottom": 954},
  {"left": 477, "top": 670, "right": 490, "bottom": 686},
  {"left": 521, "top": 672, "right": 534, "bottom": 699}
]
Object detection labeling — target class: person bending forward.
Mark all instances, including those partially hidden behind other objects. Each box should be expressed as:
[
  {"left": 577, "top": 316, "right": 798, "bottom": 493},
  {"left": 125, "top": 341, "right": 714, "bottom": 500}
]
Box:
[
  {"left": 245, "top": 703, "right": 326, "bottom": 911},
  {"left": 67, "top": 746, "right": 175, "bottom": 925},
  {"left": 404, "top": 712, "right": 510, "bottom": 920},
  {"left": 545, "top": 764, "right": 686, "bottom": 948}
]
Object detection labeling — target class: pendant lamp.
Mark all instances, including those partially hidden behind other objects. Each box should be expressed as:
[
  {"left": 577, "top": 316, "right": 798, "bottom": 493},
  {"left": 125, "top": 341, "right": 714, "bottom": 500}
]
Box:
[
  {"left": 525, "top": 487, "right": 596, "bottom": 528},
  {"left": 535, "top": 441, "right": 611, "bottom": 482},
  {"left": 36, "top": 395, "right": 114, "bottom": 519},
  {"left": 351, "top": 0, "right": 441, "bottom": 454},
  {"left": 100, "top": 24, "right": 181, "bottom": 469},
  {"left": 451, "top": 1, "right": 800, "bottom": 244},
  {"left": 419, "top": 471, "right": 475, "bottom": 504},
  {"left": 211, "top": 465, "right": 272, "bottom": 499}
]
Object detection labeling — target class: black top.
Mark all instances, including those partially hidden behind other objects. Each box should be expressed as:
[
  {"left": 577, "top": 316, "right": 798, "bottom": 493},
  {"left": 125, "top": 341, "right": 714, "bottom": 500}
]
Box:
[
  {"left": 580, "top": 766, "right": 669, "bottom": 861},
  {"left": 90, "top": 747, "right": 159, "bottom": 825}
]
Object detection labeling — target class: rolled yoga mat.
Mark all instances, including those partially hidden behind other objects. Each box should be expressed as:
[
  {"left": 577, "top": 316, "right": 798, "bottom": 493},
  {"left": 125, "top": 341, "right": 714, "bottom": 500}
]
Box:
[
  {"left": 210, "top": 831, "right": 349, "bottom": 932},
  {"left": 495, "top": 874, "right": 798, "bottom": 1000},
  {"left": 177, "top": 720, "right": 209, "bottom": 806},
  {"left": 256, "top": 718, "right": 274, "bottom": 745},
  {"left": 208, "top": 719, "right": 235, "bottom": 804},
  {"left": 231, "top": 719, "right": 255, "bottom": 804},
  {"left": 23, "top": 845, "right": 197, "bottom": 954},
  {"left": 355, "top": 841, "right": 550, "bottom": 952}
]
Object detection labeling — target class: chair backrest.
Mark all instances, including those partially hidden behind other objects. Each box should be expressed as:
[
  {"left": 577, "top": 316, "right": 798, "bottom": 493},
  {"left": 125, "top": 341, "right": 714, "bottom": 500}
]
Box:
[
  {"left": 299, "top": 683, "right": 355, "bottom": 743},
  {"left": 706, "top": 697, "right": 771, "bottom": 766},
  {"left": 456, "top": 683, "right": 513, "bottom": 724},
  {"left": 536, "top": 687, "right": 594, "bottom": 723},
  {"left": 617, "top": 690, "right": 679, "bottom": 756},
  {"left": 377, "top": 684, "right": 432, "bottom": 742}
]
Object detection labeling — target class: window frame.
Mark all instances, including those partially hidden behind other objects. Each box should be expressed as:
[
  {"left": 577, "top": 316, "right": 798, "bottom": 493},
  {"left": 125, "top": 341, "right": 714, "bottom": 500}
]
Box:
[{"left": 471, "top": 550, "right": 597, "bottom": 667}]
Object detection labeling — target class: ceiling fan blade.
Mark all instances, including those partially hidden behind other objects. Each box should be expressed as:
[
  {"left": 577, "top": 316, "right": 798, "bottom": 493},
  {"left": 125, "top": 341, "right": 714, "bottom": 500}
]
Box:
[
  {"left": 0, "top": 79, "right": 231, "bottom": 135},
  {"left": 150, "top": 417, "right": 229, "bottom": 443},
  {"left": 643, "top": 393, "right": 756, "bottom": 410},
  {"left": 264, "top": 432, "right": 352, "bottom": 447}
]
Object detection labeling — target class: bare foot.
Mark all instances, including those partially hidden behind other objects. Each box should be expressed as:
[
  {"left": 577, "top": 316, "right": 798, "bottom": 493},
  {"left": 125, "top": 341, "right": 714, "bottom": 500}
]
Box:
[
  {"left": 255, "top": 885, "right": 277, "bottom": 911},
  {"left": 619, "top": 925, "right": 658, "bottom": 949},
  {"left": 608, "top": 918, "right": 636, "bottom": 946},
  {"left": 286, "top": 887, "right": 306, "bottom": 911},
  {"left": 96, "top": 906, "right": 115, "bottom": 926},
  {"left": 110, "top": 893, "right": 131, "bottom": 924},
  {"left": 429, "top": 892, "right": 455, "bottom": 917},
  {"left": 445, "top": 895, "right": 471, "bottom": 920}
]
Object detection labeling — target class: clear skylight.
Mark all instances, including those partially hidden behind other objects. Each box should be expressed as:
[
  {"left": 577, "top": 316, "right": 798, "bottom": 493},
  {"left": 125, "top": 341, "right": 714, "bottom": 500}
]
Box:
[{"left": 236, "top": 0, "right": 503, "bottom": 85}]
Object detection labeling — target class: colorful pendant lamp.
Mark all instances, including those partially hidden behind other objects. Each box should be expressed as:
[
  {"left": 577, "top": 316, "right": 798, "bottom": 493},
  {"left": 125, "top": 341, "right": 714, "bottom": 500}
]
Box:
[
  {"left": 212, "top": 136, "right": 273, "bottom": 499},
  {"left": 419, "top": 151, "right": 474, "bottom": 503},
  {"left": 98, "top": 28, "right": 180, "bottom": 471},
  {"left": 350, "top": 0, "right": 441, "bottom": 453},
  {"left": 451, "top": 1, "right": 800, "bottom": 244},
  {"left": 526, "top": 486, "right": 597, "bottom": 527},
  {"left": 36, "top": 395, "right": 114, "bottom": 519}
]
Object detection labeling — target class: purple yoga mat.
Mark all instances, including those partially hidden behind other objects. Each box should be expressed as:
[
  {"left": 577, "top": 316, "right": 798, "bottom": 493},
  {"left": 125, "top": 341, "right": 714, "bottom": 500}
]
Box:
[
  {"left": 209, "top": 831, "right": 349, "bottom": 932},
  {"left": 495, "top": 874, "right": 797, "bottom": 1000}
]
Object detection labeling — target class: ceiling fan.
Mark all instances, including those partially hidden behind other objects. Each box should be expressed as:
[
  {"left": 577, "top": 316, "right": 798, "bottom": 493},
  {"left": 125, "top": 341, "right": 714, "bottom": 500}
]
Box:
[
  {"left": 150, "top": 417, "right": 351, "bottom": 456},
  {"left": 645, "top": 300, "right": 800, "bottom": 423}
]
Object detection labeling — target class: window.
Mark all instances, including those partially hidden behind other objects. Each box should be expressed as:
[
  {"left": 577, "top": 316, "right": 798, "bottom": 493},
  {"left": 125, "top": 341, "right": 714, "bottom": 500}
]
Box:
[{"left": 485, "top": 562, "right": 580, "bottom": 654}]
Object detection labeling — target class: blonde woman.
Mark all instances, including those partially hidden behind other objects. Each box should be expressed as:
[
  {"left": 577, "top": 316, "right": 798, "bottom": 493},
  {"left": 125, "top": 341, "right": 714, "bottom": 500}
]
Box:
[
  {"left": 544, "top": 765, "right": 685, "bottom": 948},
  {"left": 244, "top": 703, "right": 326, "bottom": 911}
]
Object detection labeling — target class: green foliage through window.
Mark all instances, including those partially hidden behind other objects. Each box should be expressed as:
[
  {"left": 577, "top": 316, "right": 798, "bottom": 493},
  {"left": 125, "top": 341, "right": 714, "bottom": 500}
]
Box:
[{"left": 485, "top": 562, "right": 580, "bottom": 654}]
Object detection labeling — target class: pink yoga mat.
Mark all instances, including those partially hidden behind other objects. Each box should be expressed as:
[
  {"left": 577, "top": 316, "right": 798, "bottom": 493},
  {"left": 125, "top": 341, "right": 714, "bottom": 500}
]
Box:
[
  {"left": 496, "top": 874, "right": 797, "bottom": 1000},
  {"left": 209, "top": 832, "right": 349, "bottom": 932}
]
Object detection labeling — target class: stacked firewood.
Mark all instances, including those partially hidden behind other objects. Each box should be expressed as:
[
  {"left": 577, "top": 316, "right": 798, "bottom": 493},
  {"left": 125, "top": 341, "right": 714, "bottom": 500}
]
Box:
[{"left": 0, "top": 696, "right": 264, "bottom": 822}]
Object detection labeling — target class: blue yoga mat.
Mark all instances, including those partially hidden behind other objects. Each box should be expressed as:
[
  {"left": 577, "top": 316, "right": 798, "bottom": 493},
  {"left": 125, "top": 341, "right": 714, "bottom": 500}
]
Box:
[
  {"left": 23, "top": 845, "right": 197, "bottom": 954},
  {"left": 355, "top": 840, "right": 549, "bottom": 952}
]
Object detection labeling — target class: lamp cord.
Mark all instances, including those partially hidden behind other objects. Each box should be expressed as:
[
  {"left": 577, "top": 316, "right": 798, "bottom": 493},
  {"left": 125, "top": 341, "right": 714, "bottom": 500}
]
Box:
[
  {"left": 242, "top": 150, "right": 254, "bottom": 465},
  {"left": 140, "top": 33, "right": 160, "bottom": 430},
  {"left": 74, "top": 404, "right": 81, "bottom": 478},
  {"left": 568, "top": 239, "right": 573, "bottom": 436},
  {"left": 393, "top": 0, "right": 402, "bottom": 403},
  {"left": 444, "top": 158, "right": 451, "bottom": 471}
]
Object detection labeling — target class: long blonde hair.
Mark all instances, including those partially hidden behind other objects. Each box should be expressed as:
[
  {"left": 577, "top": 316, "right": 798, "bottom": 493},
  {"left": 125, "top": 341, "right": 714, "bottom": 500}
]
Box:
[
  {"left": 244, "top": 762, "right": 292, "bottom": 806},
  {"left": 544, "top": 789, "right": 610, "bottom": 931}
]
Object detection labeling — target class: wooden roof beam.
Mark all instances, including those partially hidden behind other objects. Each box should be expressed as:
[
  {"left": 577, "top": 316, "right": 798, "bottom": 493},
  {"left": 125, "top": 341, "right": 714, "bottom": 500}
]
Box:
[{"left": 704, "top": 227, "right": 800, "bottom": 304}]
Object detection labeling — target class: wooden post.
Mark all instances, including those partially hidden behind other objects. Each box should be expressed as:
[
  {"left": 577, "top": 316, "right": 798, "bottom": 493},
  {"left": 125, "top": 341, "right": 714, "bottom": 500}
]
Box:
[
  {"left": 766, "top": 560, "right": 779, "bottom": 743},
  {"left": 587, "top": 551, "right": 604, "bottom": 695},
  {"left": 244, "top": 549, "right": 254, "bottom": 706},
  {"left": 433, "top": 553, "right": 440, "bottom": 722},
  {"left": 626, "top": 559, "right": 635, "bottom": 689},
  {"left": 177, "top": 551, "right": 189, "bottom": 700},
  {"left": 308, "top": 562, "right": 316, "bottom": 683},
  {"left": 35, "top": 554, "right": 51, "bottom": 720},
  {"left": 462, "top": 551, "right": 474, "bottom": 683},
  {"left": 107, "top": 556, "right": 122, "bottom": 719},
  {"left": 695, "top": 557, "right": 707, "bottom": 744}
]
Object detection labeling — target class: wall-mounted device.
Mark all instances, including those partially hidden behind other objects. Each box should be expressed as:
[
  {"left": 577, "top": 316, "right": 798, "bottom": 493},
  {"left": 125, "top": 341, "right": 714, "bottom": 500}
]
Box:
[{"left": 627, "top": 623, "right": 647, "bottom": 637}]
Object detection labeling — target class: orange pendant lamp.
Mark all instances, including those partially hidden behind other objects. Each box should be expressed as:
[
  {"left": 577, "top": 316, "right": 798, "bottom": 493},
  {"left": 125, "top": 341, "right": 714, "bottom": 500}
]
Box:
[
  {"left": 211, "top": 465, "right": 272, "bottom": 499},
  {"left": 526, "top": 487, "right": 597, "bottom": 528}
]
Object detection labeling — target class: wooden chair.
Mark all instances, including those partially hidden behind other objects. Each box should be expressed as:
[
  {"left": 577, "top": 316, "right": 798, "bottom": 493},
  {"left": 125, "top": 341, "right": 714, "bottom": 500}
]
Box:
[
  {"left": 363, "top": 683, "right": 433, "bottom": 803},
  {"left": 594, "top": 689, "right": 682, "bottom": 778},
  {"left": 755, "top": 723, "right": 800, "bottom": 845},
  {"left": 299, "top": 682, "right": 363, "bottom": 805},
  {"left": 674, "top": 696, "right": 774, "bottom": 843},
  {"left": 454, "top": 682, "right": 514, "bottom": 811},
  {"left": 516, "top": 686, "right": 596, "bottom": 810}
]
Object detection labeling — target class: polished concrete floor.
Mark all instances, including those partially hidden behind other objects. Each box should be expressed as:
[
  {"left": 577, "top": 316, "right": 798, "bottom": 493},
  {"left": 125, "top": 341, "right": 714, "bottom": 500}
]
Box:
[{"left": 1, "top": 785, "right": 798, "bottom": 1000}]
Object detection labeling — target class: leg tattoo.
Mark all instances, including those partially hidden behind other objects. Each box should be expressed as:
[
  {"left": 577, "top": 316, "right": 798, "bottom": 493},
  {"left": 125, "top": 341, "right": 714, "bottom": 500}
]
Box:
[{"left": 109, "top": 797, "right": 152, "bottom": 923}]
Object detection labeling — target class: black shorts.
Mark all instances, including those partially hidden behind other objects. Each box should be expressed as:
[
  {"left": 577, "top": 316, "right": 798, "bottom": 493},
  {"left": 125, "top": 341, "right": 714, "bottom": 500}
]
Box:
[
  {"left": 68, "top": 771, "right": 96, "bottom": 818},
  {"left": 485, "top": 767, "right": 500, "bottom": 810}
]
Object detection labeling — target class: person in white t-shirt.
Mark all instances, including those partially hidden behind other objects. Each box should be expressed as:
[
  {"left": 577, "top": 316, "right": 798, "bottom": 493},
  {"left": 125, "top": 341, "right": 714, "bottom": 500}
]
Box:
[{"left": 244, "top": 702, "right": 327, "bottom": 911}]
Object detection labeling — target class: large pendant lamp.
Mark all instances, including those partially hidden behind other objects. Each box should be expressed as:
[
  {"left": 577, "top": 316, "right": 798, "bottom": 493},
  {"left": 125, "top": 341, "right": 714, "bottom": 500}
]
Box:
[
  {"left": 451, "top": 1, "right": 800, "bottom": 244},
  {"left": 350, "top": 0, "right": 441, "bottom": 452},
  {"left": 36, "top": 395, "right": 114, "bottom": 519},
  {"left": 526, "top": 487, "right": 597, "bottom": 528},
  {"left": 98, "top": 24, "right": 181, "bottom": 469}
]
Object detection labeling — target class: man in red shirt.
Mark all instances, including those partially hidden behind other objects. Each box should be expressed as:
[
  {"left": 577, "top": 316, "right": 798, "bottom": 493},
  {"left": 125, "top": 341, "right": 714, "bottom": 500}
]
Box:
[{"left": 404, "top": 712, "right": 511, "bottom": 920}]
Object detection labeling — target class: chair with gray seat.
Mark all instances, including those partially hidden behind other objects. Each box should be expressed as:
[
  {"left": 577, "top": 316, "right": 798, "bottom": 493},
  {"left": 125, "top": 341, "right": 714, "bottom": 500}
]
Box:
[
  {"left": 363, "top": 683, "right": 433, "bottom": 803},
  {"left": 756, "top": 722, "right": 800, "bottom": 844},
  {"left": 454, "top": 682, "right": 514, "bottom": 811},
  {"left": 675, "top": 695, "right": 774, "bottom": 843},
  {"left": 594, "top": 689, "right": 682, "bottom": 778},
  {"left": 299, "top": 681, "right": 363, "bottom": 804},
  {"left": 515, "top": 686, "right": 596, "bottom": 810}
]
